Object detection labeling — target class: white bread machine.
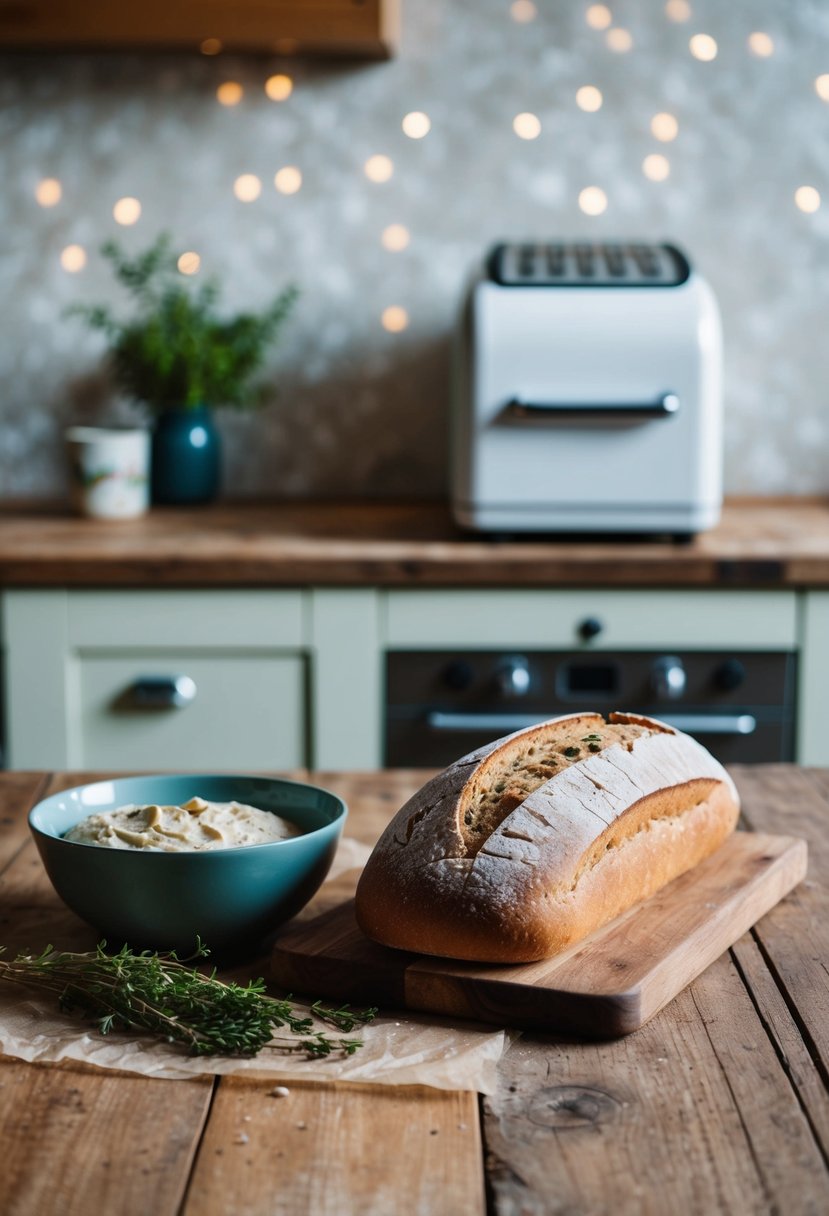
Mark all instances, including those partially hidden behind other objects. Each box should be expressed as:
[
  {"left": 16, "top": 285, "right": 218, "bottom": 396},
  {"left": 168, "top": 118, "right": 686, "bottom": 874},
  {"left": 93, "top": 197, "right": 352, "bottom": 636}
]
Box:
[{"left": 452, "top": 242, "right": 723, "bottom": 536}]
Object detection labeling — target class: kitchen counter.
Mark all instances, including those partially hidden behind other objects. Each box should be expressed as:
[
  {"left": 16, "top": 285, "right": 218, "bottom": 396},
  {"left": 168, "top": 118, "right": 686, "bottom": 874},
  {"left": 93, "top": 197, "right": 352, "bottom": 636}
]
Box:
[
  {"left": 2, "top": 497, "right": 829, "bottom": 587},
  {"left": 0, "top": 765, "right": 827, "bottom": 1215}
]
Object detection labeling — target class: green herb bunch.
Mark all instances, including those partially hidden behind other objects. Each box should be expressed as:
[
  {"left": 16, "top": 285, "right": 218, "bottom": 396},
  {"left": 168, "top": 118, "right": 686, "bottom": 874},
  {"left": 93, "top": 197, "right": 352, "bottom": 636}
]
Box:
[
  {"left": 0, "top": 940, "right": 374, "bottom": 1058},
  {"left": 68, "top": 234, "right": 297, "bottom": 414}
]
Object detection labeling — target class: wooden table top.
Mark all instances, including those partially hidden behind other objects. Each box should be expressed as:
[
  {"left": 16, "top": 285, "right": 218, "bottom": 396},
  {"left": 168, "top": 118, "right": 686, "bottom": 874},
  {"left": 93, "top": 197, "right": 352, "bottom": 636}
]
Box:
[
  {"left": 1, "top": 766, "right": 827, "bottom": 1215},
  {"left": 2, "top": 497, "right": 829, "bottom": 587}
]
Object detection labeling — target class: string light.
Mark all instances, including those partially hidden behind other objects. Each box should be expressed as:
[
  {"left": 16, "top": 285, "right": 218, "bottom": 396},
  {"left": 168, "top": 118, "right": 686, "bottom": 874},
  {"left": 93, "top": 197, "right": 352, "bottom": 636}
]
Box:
[
  {"left": 576, "top": 86, "right": 603, "bottom": 112},
  {"left": 200, "top": 38, "right": 222, "bottom": 55},
  {"left": 794, "top": 186, "right": 821, "bottom": 213},
  {"left": 265, "top": 74, "right": 293, "bottom": 101},
  {"left": 60, "top": 245, "right": 86, "bottom": 272},
  {"left": 217, "top": 81, "right": 243, "bottom": 106},
  {"left": 816, "top": 75, "right": 829, "bottom": 101},
  {"left": 364, "top": 155, "right": 394, "bottom": 182},
  {"left": 748, "top": 32, "right": 774, "bottom": 57},
  {"left": 402, "top": 111, "right": 431, "bottom": 138},
  {"left": 233, "top": 174, "right": 262, "bottom": 201},
  {"left": 178, "top": 252, "right": 201, "bottom": 275},
  {"left": 665, "top": 0, "right": 691, "bottom": 21},
  {"left": 578, "top": 186, "right": 608, "bottom": 215},
  {"left": 643, "top": 154, "right": 671, "bottom": 181},
  {"left": 651, "top": 112, "right": 679, "bottom": 141},
  {"left": 606, "top": 28, "right": 633, "bottom": 52},
  {"left": 381, "top": 224, "right": 410, "bottom": 251},
  {"left": 35, "top": 178, "right": 62, "bottom": 207},
  {"left": 513, "top": 112, "right": 541, "bottom": 139},
  {"left": 586, "top": 5, "right": 612, "bottom": 31},
  {"left": 113, "top": 197, "right": 141, "bottom": 225},
  {"left": 510, "top": 0, "right": 537, "bottom": 22},
  {"left": 689, "top": 34, "right": 717, "bottom": 61},
  {"left": 381, "top": 306, "right": 409, "bottom": 333},
  {"left": 274, "top": 166, "right": 302, "bottom": 194}
]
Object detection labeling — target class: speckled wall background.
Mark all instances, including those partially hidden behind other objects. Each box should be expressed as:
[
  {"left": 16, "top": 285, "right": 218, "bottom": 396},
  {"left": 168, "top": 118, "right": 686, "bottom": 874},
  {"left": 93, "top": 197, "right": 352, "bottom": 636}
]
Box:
[{"left": 1, "top": 0, "right": 827, "bottom": 500}]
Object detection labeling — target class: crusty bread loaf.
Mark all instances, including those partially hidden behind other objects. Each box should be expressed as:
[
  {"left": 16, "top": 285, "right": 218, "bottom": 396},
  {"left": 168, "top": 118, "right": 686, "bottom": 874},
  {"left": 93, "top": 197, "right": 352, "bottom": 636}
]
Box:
[{"left": 355, "top": 711, "right": 740, "bottom": 963}]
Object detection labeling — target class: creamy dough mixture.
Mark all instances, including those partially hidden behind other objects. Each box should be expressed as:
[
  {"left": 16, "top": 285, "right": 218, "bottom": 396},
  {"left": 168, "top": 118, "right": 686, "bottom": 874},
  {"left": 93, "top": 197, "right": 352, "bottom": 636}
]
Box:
[{"left": 64, "top": 796, "right": 303, "bottom": 852}]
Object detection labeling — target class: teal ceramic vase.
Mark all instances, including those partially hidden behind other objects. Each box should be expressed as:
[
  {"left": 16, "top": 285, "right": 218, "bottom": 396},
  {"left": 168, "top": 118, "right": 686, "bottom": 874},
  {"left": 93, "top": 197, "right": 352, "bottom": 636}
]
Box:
[{"left": 151, "top": 405, "right": 221, "bottom": 505}]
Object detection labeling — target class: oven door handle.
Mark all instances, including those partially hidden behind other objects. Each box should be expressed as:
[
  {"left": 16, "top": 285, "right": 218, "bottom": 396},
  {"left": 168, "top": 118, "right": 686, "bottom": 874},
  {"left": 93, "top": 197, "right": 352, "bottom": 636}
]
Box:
[
  {"left": 425, "top": 711, "right": 757, "bottom": 736},
  {"left": 503, "top": 393, "right": 680, "bottom": 422}
]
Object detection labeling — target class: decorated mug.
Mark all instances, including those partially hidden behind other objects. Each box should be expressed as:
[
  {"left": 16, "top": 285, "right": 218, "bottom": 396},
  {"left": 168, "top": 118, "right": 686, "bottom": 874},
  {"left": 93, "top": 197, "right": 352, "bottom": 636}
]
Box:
[{"left": 66, "top": 426, "right": 150, "bottom": 519}]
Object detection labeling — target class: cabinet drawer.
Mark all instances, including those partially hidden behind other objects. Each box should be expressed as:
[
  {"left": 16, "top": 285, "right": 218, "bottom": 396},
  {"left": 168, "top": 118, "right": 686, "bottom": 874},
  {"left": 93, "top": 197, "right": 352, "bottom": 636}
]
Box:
[
  {"left": 384, "top": 590, "right": 798, "bottom": 650},
  {"left": 72, "top": 651, "right": 306, "bottom": 771}
]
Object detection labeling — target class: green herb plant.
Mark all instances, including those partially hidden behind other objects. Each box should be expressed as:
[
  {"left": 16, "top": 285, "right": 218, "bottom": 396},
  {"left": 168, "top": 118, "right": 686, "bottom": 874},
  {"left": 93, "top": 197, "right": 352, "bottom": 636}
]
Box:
[
  {"left": 68, "top": 234, "right": 297, "bottom": 414},
  {"left": 0, "top": 939, "right": 374, "bottom": 1058}
]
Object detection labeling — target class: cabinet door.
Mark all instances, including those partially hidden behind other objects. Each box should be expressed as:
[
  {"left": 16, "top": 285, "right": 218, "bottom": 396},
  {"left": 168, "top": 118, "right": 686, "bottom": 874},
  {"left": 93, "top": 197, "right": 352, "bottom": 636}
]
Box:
[{"left": 75, "top": 651, "right": 306, "bottom": 771}]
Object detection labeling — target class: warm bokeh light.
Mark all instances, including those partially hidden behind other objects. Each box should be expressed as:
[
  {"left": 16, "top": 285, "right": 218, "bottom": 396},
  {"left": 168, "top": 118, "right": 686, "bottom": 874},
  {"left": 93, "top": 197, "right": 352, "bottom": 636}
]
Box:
[
  {"left": 381, "top": 224, "right": 410, "bottom": 252},
  {"left": 513, "top": 112, "right": 541, "bottom": 139},
  {"left": 35, "top": 178, "right": 62, "bottom": 207},
  {"left": 748, "top": 32, "right": 774, "bottom": 58},
  {"left": 274, "top": 166, "right": 302, "bottom": 194},
  {"left": 113, "top": 197, "right": 141, "bottom": 226},
  {"left": 665, "top": 0, "right": 691, "bottom": 21},
  {"left": 402, "top": 111, "right": 431, "bottom": 139},
  {"left": 795, "top": 186, "right": 821, "bottom": 214},
  {"left": 816, "top": 75, "right": 829, "bottom": 101},
  {"left": 651, "top": 112, "right": 679, "bottom": 141},
  {"left": 510, "top": 0, "right": 537, "bottom": 22},
  {"left": 578, "top": 186, "right": 608, "bottom": 215},
  {"left": 606, "top": 27, "right": 633, "bottom": 52},
  {"left": 217, "top": 81, "right": 243, "bottom": 106},
  {"left": 364, "top": 154, "right": 394, "bottom": 182},
  {"left": 60, "top": 245, "right": 87, "bottom": 272},
  {"left": 576, "top": 86, "right": 603, "bottom": 112},
  {"left": 381, "top": 306, "right": 409, "bottom": 333},
  {"left": 200, "top": 38, "right": 222, "bottom": 55},
  {"left": 233, "top": 174, "right": 262, "bottom": 201},
  {"left": 265, "top": 74, "right": 293, "bottom": 101},
  {"left": 643, "top": 154, "right": 671, "bottom": 181},
  {"left": 689, "top": 33, "right": 717, "bottom": 61},
  {"left": 585, "top": 5, "right": 612, "bottom": 31},
  {"left": 177, "top": 251, "right": 201, "bottom": 275}
]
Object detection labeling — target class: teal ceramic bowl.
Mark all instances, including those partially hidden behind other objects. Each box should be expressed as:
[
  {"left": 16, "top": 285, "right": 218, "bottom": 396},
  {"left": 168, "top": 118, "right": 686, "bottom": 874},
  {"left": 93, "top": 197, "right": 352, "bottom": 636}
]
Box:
[{"left": 28, "top": 774, "right": 347, "bottom": 959}]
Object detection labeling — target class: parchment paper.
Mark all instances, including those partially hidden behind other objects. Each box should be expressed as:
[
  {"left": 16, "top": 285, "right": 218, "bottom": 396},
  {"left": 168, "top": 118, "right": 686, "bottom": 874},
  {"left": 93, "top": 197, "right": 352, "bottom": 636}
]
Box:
[{"left": 0, "top": 837, "right": 509, "bottom": 1094}]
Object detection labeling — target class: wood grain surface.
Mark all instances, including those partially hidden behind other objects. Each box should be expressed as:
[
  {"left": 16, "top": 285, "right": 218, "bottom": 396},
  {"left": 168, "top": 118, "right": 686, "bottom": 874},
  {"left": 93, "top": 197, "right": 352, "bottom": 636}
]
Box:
[
  {"left": 0, "top": 766, "right": 827, "bottom": 1215},
  {"left": 1, "top": 498, "right": 828, "bottom": 587}
]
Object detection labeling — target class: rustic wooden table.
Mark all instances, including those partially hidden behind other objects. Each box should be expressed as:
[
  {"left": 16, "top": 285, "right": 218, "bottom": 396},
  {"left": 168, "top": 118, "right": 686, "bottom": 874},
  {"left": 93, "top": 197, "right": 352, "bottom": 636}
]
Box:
[{"left": 0, "top": 766, "right": 827, "bottom": 1215}]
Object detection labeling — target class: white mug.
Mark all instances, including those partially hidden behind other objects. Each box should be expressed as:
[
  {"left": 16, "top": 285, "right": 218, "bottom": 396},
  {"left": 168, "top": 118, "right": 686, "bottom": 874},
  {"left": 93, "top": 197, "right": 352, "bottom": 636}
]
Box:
[{"left": 66, "top": 426, "right": 151, "bottom": 519}]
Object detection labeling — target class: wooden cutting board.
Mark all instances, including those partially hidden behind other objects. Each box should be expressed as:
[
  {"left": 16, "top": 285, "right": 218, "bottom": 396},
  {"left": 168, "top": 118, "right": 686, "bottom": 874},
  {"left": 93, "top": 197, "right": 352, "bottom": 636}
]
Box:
[{"left": 271, "top": 832, "right": 807, "bottom": 1037}]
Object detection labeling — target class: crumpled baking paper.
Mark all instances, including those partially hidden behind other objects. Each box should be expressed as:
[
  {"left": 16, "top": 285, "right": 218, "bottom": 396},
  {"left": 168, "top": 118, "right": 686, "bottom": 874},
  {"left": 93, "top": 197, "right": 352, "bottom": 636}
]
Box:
[{"left": 0, "top": 837, "right": 509, "bottom": 1093}]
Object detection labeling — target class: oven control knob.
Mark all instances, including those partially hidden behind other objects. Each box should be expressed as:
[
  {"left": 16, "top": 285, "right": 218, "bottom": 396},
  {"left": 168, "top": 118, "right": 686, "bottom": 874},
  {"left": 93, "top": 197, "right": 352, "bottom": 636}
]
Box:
[
  {"left": 495, "top": 656, "right": 532, "bottom": 699},
  {"left": 715, "top": 658, "right": 745, "bottom": 692},
  {"left": 651, "top": 656, "right": 686, "bottom": 701},
  {"left": 443, "top": 660, "right": 474, "bottom": 691}
]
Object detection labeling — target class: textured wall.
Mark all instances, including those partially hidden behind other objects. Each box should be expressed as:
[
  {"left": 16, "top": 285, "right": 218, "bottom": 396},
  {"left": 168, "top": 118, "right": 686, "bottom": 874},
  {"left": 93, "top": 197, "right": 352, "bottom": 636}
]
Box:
[{"left": 1, "top": 0, "right": 827, "bottom": 500}]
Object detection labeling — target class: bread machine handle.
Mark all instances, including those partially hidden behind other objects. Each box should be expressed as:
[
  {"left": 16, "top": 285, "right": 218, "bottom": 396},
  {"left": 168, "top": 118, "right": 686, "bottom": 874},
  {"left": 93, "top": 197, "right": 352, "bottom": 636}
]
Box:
[
  {"left": 504, "top": 393, "right": 680, "bottom": 421},
  {"left": 426, "top": 711, "right": 757, "bottom": 736}
]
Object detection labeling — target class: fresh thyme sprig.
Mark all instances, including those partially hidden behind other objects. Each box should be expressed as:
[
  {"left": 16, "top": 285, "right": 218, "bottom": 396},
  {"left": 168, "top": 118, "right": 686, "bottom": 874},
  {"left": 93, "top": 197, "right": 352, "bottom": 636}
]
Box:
[{"left": 0, "top": 939, "right": 375, "bottom": 1059}]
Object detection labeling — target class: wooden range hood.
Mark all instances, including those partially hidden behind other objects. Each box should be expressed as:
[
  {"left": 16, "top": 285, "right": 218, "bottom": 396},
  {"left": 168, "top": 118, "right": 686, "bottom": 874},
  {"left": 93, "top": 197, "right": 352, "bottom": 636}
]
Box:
[{"left": 0, "top": 0, "right": 400, "bottom": 57}]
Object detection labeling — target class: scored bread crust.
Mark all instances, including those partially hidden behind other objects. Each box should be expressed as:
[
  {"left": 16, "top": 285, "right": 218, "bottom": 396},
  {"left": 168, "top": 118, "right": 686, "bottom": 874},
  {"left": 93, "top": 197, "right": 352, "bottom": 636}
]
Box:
[{"left": 354, "top": 711, "right": 740, "bottom": 963}]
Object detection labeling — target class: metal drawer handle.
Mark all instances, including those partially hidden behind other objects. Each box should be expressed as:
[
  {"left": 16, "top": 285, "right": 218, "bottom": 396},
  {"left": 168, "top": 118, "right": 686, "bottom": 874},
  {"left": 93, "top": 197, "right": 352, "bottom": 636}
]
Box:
[
  {"left": 125, "top": 676, "right": 197, "bottom": 710},
  {"left": 504, "top": 393, "right": 680, "bottom": 422},
  {"left": 426, "top": 711, "right": 757, "bottom": 736}
]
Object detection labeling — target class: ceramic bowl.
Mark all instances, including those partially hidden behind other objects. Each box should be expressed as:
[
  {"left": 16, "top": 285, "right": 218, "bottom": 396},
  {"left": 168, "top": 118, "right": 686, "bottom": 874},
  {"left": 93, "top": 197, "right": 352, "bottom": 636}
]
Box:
[{"left": 28, "top": 774, "right": 347, "bottom": 959}]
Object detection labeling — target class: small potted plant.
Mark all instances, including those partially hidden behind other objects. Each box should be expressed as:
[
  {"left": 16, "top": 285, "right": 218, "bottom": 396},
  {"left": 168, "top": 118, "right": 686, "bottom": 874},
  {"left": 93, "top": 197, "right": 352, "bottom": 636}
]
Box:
[{"left": 69, "top": 234, "right": 297, "bottom": 505}]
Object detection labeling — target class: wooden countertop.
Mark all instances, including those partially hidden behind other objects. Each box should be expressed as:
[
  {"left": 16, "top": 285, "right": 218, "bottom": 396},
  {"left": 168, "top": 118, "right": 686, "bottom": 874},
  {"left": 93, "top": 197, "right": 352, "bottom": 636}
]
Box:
[
  {"left": 1, "top": 498, "right": 829, "bottom": 588},
  {"left": 0, "top": 765, "right": 827, "bottom": 1215}
]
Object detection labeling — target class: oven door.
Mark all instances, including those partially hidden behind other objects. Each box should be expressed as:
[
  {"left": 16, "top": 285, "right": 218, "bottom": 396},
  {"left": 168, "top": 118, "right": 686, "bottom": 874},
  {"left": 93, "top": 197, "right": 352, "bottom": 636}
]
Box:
[{"left": 384, "top": 650, "right": 796, "bottom": 768}]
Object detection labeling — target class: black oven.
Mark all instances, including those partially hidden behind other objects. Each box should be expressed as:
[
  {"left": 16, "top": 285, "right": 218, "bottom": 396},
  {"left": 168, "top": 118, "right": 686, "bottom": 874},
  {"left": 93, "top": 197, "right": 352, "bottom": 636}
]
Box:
[{"left": 384, "top": 650, "right": 797, "bottom": 768}]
